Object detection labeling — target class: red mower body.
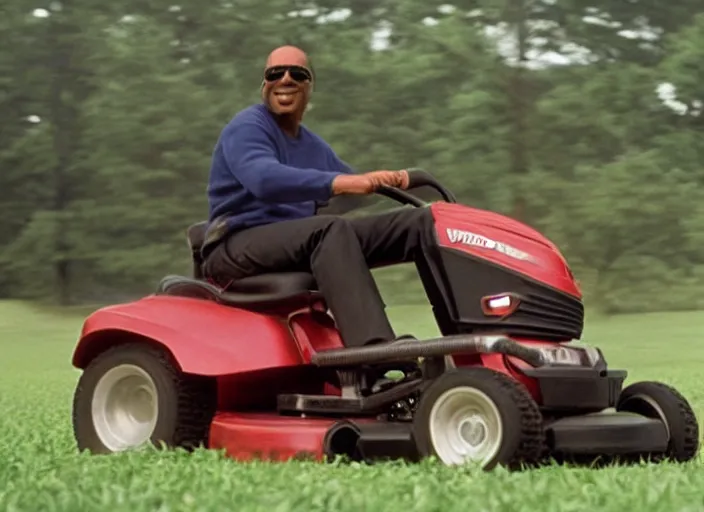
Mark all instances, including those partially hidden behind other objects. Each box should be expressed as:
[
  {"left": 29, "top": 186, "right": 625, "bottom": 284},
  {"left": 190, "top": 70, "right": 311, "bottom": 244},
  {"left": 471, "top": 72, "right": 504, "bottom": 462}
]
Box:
[
  {"left": 430, "top": 202, "right": 581, "bottom": 298},
  {"left": 73, "top": 295, "right": 345, "bottom": 376},
  {"left": 72, "top": 201, "right": 579, "bottom": 381},
  {"left": 71, "top": 192, "right": 695, "bottom": 467}
]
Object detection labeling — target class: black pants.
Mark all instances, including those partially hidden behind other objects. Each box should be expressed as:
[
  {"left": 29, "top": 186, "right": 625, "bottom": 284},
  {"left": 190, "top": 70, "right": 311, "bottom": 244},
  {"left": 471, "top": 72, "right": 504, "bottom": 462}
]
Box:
[{"left": 202, "top": 206, "right": 435, "bottom": 348}]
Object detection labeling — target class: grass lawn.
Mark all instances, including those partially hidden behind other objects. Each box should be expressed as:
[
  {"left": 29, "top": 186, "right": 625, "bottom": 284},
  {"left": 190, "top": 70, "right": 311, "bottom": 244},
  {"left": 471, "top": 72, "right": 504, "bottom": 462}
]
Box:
[{"left": 1, "top": 300, "right": 704, "bottom": 511}]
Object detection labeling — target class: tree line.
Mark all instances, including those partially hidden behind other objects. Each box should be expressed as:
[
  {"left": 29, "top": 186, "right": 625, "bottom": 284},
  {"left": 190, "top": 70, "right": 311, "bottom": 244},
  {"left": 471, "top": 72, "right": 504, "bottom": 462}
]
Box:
[{"left": 1, "top": 0, "right": 703, "bottom": 314}]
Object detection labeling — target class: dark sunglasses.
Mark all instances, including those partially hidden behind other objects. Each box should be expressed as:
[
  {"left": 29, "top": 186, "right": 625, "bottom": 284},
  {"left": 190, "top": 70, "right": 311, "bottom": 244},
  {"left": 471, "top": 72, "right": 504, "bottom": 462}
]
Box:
[{"left": 264, "top": 65, "right": 312, "bottom": 83}]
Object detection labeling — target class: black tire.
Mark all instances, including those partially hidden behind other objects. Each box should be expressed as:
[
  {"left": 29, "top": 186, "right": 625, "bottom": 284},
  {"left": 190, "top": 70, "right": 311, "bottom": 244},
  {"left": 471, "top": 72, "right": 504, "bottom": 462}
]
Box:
[
  {"left": 616, "top": 381, "right": 700, "bottom": 462},
  {"left": 72, "top": 342, "right": 217, "bottom": 454},
  {"left": 413, "top": 367, "right": 544, "bottom": 470}
]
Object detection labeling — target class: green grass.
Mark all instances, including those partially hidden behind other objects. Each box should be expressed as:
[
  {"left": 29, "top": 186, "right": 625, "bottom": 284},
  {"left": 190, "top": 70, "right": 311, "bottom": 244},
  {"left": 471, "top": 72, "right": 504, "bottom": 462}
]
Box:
[{"left": 1, "top": 300, "right": 704, "bottom": 511}]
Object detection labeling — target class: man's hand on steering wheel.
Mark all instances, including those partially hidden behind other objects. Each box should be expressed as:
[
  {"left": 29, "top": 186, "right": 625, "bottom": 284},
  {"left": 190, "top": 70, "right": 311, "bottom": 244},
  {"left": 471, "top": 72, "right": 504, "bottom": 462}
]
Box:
[{"left": 332, "top": 170, "right": 409, "bottom": 196}]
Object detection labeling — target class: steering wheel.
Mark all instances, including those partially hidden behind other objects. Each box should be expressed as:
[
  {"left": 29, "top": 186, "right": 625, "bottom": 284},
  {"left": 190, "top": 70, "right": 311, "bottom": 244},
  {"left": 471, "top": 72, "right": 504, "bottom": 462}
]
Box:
[{"left": 375, "top": 168, "right": 457, "bottom": 207}]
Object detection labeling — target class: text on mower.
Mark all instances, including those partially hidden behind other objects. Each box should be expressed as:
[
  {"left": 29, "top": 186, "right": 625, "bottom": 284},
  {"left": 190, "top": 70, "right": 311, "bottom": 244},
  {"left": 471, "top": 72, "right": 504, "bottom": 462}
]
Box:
[{"left": 446, "top": 228, "right": 534, "bottom": 262}]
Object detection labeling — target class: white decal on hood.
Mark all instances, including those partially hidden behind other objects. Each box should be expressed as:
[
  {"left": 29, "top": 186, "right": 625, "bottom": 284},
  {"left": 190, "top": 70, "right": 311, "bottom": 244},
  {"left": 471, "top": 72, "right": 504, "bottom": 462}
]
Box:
[{"left": 446, "top": 228, "right": 534, "bottom": 262}]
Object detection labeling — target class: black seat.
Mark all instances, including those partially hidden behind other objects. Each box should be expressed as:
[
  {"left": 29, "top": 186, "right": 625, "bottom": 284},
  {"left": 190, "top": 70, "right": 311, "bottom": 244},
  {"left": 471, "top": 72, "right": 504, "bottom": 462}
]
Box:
[
  {"left": 163, "top": 221, "right": 321, "bottom": 312},
  {"left": 156, "top": 273, "right": 321, "bottom": 312}
]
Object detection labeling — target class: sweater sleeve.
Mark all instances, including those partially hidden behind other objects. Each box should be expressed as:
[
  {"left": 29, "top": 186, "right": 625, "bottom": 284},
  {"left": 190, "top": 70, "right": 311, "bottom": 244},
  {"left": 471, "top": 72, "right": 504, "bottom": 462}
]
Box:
[
  {"left": 330, "top": 153, "right": 356, "bottom": 175},
  {"left": 221, "top": 122, "right": 344, "bottom": 203}
]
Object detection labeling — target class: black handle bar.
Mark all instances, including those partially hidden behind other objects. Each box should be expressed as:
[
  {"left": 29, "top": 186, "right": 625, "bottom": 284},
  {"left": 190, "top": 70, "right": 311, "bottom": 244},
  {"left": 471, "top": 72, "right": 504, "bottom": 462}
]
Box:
[
  {"left": 406, "top": 168, "right": 457, "bottom": 203},
  {"left": 376, "top": 168, "right": 457, "bottom": 207}
]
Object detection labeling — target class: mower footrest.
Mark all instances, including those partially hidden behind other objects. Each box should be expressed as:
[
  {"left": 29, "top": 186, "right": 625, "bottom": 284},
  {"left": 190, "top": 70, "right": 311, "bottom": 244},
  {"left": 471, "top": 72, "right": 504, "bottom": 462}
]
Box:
[
  {"left": 278, "top": 379, "right": 423, "bottom": 416},
  {"left": 546, "top": 412, "right": 669, "bottom": 455},
  {"left": 279, "top": 395, "right": 364, "bottom": 415}
]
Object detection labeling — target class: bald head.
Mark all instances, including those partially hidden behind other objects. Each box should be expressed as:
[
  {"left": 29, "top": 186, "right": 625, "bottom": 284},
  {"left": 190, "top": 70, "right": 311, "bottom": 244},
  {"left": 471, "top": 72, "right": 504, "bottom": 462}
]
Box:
[{"left": 265, "top": 45, "right": 309, "bottom": 70}]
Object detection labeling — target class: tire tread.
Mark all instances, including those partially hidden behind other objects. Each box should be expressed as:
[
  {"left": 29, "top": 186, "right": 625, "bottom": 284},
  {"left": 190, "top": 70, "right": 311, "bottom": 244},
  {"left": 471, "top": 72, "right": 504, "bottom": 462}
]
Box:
[
  {"left": 618, "top": 380, "right": 699, "bottom": 462},
  {"left": 72, "top": 341, "right": 217, "bottom": 453}
]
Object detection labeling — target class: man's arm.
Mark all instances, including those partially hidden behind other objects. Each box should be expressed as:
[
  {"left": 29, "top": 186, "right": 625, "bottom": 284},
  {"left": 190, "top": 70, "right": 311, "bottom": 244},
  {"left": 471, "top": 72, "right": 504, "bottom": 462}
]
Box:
[
  {"left": 320, "top": 140, "right": 411, "bottom": 193},
  {"left": 315, "top": 146, "right": 368, "bottom": 214},
  {"left": 221, "top": 122, "right": 344, "bottom": 203}
]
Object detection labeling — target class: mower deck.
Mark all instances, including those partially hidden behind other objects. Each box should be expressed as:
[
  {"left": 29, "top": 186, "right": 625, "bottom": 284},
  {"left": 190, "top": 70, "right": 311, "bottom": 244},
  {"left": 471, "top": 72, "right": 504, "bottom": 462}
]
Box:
[
  {"left": 207, "top": 340, "right": 672, "bottom": 465},
  {"left": 207, "top": 409, "right": 671, "bottom": 464},
  {"left": 208, "top": 413, "right": 338, "bottom": 462}
]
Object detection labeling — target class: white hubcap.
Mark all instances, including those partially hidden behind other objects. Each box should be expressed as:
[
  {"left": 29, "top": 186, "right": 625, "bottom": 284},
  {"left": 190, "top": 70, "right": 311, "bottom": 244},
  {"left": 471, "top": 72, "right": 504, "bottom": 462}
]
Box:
[
  {"left": 428, "top": 386, "right": 503, "bottom": 466},
  {"left": 91, "top": 364, "right": 159, "bottom": 452}
]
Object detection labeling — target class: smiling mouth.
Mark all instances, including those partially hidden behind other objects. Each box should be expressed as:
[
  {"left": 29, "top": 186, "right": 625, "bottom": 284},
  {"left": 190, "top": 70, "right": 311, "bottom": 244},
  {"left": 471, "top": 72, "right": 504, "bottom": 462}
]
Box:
[{"left": 274, "top": 90, "right": 297, "bottom": 104}]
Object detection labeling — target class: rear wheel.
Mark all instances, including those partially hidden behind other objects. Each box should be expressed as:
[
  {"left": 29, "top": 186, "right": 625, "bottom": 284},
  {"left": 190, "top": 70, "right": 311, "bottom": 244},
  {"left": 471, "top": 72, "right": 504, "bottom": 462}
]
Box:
[
  {"left": 72, "top": 342, "right": 217, "bottom": 454},
  {"left": 617, "top": 381, "right": 699, "bottom": 462},
  {"left": 413, "top": 368, "right": 544, "bottom": 469}
]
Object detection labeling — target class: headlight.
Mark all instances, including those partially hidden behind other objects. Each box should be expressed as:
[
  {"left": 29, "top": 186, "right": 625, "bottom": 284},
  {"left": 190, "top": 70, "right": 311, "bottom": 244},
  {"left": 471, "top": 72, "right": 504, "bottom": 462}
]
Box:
[{"left": 537, "top": 344, "right": 601, "bottom": 367}]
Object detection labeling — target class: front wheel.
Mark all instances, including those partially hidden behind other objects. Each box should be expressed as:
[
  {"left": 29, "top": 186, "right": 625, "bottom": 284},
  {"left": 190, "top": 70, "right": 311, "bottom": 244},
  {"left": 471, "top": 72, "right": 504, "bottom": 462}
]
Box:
[
  {"left": 72, "top": 342, "right": 217, "bottom": 454},
  {"left": 617, "top": 381, "right": 699, "bottom": 462},
  {"left": 412, "top": 368, "right": 544, "bottom": 469}
]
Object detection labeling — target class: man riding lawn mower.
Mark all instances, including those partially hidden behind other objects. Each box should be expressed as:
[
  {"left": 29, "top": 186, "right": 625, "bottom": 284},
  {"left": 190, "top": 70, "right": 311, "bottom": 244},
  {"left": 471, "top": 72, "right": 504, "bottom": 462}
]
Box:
[{"left": 69, "top": 46, "right": 700, "bottom": 469}]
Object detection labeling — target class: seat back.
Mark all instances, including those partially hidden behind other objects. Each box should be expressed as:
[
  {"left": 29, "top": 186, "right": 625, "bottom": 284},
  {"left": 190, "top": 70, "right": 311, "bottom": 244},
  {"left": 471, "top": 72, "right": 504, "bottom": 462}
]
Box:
[{"left": 186, "top": 221, "right": 209, "bottom": 279}]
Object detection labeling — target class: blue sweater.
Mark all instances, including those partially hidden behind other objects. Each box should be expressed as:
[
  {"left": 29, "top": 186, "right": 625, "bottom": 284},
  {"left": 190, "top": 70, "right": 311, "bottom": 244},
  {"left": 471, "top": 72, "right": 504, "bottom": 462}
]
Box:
[{"left": 206, "top": 103, "right": 354, "bottom": 242}]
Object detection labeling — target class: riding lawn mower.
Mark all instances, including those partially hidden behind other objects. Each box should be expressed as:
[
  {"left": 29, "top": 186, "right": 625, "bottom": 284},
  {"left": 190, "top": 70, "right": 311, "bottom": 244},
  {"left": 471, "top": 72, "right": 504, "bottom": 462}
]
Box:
[{"left": 70, "top": 169, "right": 700, "bottom": 469}]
